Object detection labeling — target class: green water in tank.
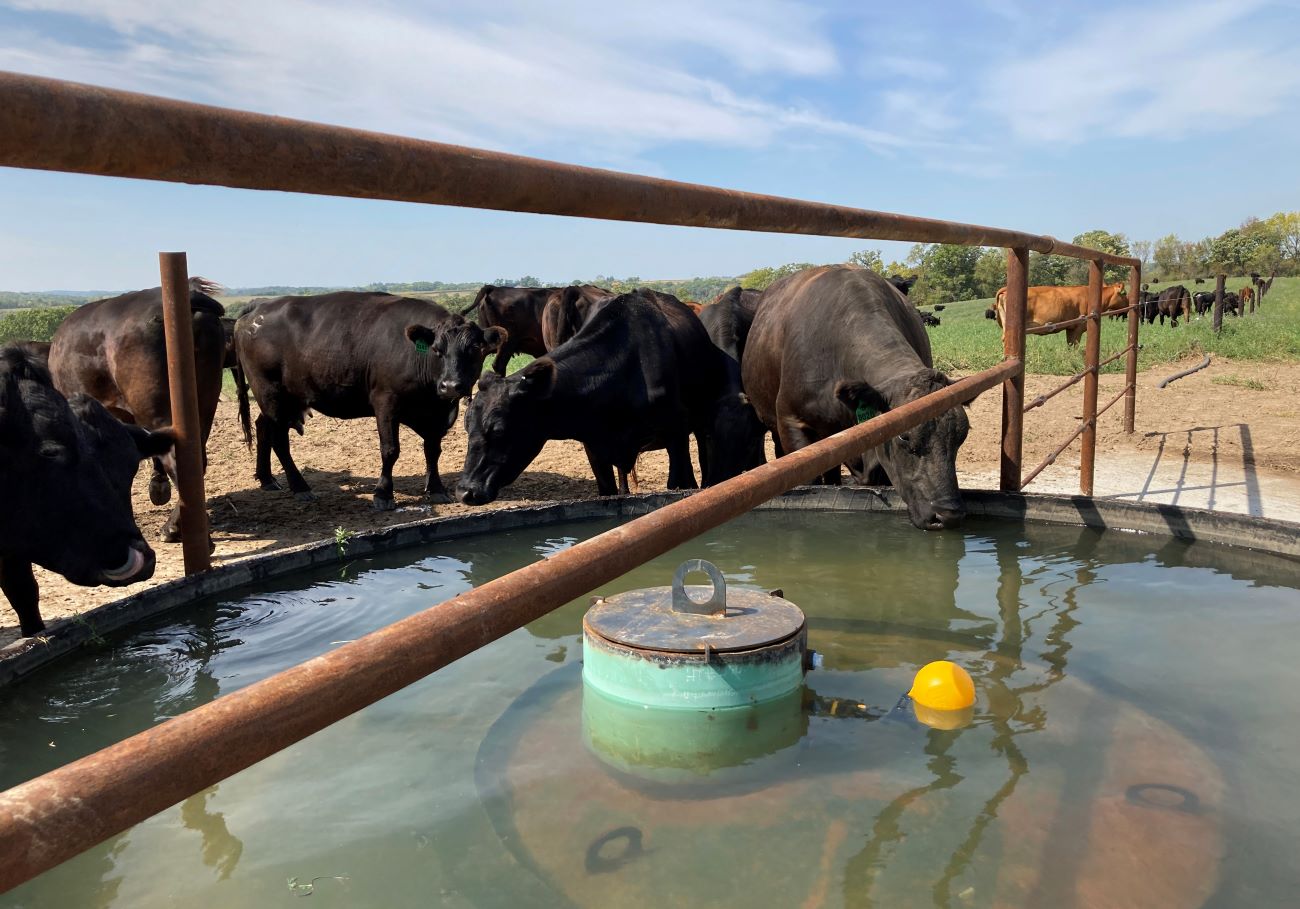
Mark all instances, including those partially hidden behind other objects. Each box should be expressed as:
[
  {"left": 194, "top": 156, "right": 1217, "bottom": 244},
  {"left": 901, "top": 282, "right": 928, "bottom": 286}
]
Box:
[{"left": 0, "top": 510, "right": 1297, "bottom": 908}]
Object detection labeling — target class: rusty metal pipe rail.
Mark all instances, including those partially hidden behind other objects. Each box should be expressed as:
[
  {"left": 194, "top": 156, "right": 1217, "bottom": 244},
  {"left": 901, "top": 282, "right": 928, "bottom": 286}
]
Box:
[
  {"left": 0, "top": 72, "right": 1136, "bottom": 263},
  {"left": 1096, "top": 345, "right": 1134, "bottom": 371},
  {"left": 1025, "top": 313, "right": 1094, "bottom": 335},
  {"left": 1021, "top": 416, "right": 1091, "bottom": 489},
  {"left": 1024, "top": 370, "right": 1089, "bottom": 413},
  {"left": 0, "top": 361, "right": 1016, "bottom": 893},
  {"left": 1095, "top": 385, "right": 1131, "bottom": 420}
]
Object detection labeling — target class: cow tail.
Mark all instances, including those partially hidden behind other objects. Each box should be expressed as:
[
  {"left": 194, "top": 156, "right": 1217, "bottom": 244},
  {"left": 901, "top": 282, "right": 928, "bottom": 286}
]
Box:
[
  {"left": 461, "top": 285, "right": 492, "bottom": 320},
  {"left": 232, "top": 357, "right": 252, "bottom": 450}
]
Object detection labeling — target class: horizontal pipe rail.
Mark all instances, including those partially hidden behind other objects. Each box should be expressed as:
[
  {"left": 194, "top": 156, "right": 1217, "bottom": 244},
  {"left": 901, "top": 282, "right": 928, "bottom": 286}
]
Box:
[
  {"left": 0, "top": 360, "right": 1018, "bottom": 892},
  {"left": 1025, "top": 312, "right": 1096, "bottom": 335},
  {"left": 1095, "top": 385, "right": 1130, "bottom": 420},
  {"left": 1021, "top": 417, "right": 1090, "bottom": 489},
  {"left": 1096, "top": 345, "right": 1134, "bottom": 371},
  {"left": 0, "top": 72, "right": 1137, "bottom": 263},
  {"left": 1025, "top": 370, "right": 1089, "bottom": 412}
]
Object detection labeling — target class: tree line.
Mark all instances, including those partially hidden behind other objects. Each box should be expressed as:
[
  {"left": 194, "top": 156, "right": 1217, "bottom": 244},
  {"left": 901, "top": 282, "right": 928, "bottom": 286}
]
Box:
[{"left": 737, "top": 211, "right": 1300, "bottom": 307}]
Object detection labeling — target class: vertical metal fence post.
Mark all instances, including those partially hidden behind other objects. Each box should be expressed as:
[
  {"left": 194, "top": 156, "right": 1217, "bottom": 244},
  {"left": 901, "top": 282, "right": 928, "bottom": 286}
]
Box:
[
  {"left": 159, "top": 252, "right": 212, "bottom": 574},
  {"left": 1213, "top": 274, "right": 1225, "bottom": 333},
  {"left": 1079, "top": 260, "right": 1103, "bottom": 496},
  {"left": 999, "top": 246, "right": 1028, "bottom": 491},
  {"left": 1124, "top": 263, "right": 1140, "bottom": 433}
]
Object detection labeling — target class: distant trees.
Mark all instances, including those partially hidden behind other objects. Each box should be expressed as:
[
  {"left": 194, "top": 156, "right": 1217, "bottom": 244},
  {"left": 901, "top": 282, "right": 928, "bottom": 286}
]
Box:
[{"left": 735, "top": 262, "right": 817, "bottom": 291}]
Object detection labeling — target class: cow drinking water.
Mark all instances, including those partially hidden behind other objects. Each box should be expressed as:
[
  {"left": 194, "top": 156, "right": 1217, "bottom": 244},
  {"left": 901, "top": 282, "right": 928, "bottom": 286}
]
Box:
[
  {"left": 742, "top": 266, "right": 984, "bottom": 531},
  {"left": 1, "top": 345, "right": 174, "bottom": 636},
  {"left": 234, "top": 292, "right": 505, "bottom": 509},
  {"left": 458, "top": 291, "right": 748, "bottom": 504}
]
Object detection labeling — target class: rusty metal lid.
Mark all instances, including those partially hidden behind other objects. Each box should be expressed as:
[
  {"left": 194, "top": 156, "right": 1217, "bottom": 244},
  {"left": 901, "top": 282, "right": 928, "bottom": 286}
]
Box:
[{"left": 584, "top": 560, "right": 805, "bottom": 654}]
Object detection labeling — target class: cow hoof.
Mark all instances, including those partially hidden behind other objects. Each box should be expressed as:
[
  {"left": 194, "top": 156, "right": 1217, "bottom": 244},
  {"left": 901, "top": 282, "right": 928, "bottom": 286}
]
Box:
[
  {"left": 159, "top": 526, "right": 181, "bottom": 544},
  {"left": 149, "top": 476, "right": 172, "bottom": 506},
  {"left": 293, "top": 490, "right": 317, "bottom": 503},
  {"left": 425, "top": 490, "right": 453, "bottom": 505},
  {"left": 372, "top": 496, "right": 395, "bottom": 512},
  {"left": 259, "top": 479, "right": 282, "bottom": 492}
]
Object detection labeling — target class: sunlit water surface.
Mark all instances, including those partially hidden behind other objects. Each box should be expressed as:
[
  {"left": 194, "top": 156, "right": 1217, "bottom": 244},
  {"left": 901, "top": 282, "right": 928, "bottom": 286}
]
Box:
[{"left": 1, "top": 511, "right": 1297, "bottom": 908}]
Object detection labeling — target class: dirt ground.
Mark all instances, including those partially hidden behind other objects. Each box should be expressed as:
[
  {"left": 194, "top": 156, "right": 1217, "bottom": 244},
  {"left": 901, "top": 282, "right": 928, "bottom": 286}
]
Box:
[{"left": 6, "top": 357, "right": 1298, "bottom": 648}]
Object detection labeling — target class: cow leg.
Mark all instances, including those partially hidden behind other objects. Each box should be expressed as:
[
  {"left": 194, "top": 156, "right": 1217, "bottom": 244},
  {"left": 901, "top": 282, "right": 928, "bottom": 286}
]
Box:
[
  {"left": 1066, "top": 326, "right": 1084, "bottom": 346},
  {"left": 254, "top": 414, "right": 281, "bottom": 491},
  {"left": 583, "top": 445, "right": 619, "bottom": 496},
  {"left": 491, "top": 345, "right": 512, "bottom": 376},
  {"left": 372, "top": 396, "right": 401, "bottom": 511},
  {"left": 262, "top": 414, "right": 313, "bottom": 499},
  {"left": 777, "top": 418, "right": 838, "bottom": 484},
  {"left": 148, "top": 456, "right": 172, "bottom": 505},
  {"left": 405, "top": 414, "right": 453, "bottom": 505},
  {"left": 665, "top": 435, "right": 698, "bottom": 490},
  {"left": 0, "top": 556, "right": 43, "bottom": 637}
]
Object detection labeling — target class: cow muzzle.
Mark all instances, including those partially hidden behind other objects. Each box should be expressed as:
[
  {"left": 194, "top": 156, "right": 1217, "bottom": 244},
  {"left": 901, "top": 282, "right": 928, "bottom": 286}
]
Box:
[
  {"left": 438, "top": 381, "right": 470, "bottom": 400},
  {"left": 100, "top": 541, "right": 156, "bottom": 585},
  {"left": 923, "top": 505, "right": 965, "bottom": 532}
]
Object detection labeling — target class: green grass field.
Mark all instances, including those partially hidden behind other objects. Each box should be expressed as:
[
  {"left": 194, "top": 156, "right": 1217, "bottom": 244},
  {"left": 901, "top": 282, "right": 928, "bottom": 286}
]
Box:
[{"left": 925, "top": 276, "right": 1299, "bottom": 376}]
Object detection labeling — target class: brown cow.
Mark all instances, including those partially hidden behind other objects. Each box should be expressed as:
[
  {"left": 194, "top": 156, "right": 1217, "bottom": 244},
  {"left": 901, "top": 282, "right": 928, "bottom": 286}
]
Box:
[
  {"left": 48, "top": 279, "right": 226, "bottom": 543},
  {"left": 1239, "top": 286, "right": 1254, "bottom": 308},
  {"left": 990, "top": 282, "right": 1130, "bottom": 346},
  {"left": 467, "top": 284, "right": 612, "bottom": 374}
]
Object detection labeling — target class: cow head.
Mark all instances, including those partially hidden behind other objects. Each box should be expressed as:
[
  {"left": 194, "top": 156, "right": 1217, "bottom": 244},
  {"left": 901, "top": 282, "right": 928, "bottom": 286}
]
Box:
[
  {"left": 702, "top": 391, "right": 767, "bottom": 482},
  {"left": 457, "top": 361, "right": 555, "bottom": 505},
  {"left": 0, "top": 348, "right": 173, "bottom": 596},
  {"left": 835, "top": 369, "right": 980, "bottom": 531},
  {"left": 405, "top": 318, "right": 508, "bottom": 400}
]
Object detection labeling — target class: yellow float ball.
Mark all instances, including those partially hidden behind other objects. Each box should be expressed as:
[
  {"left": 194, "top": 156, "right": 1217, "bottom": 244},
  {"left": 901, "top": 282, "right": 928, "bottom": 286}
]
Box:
[{"left": 908, "top": 660, "right": 976, "bottom": 712}]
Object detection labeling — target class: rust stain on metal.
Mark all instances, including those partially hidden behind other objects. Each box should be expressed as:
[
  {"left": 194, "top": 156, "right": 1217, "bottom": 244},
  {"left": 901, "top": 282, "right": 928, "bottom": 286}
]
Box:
[
  {"left": 0, "top": 72, "right": 1138, "bottom": 262},
  {"left": 1079, "top": 261, "right": 1104, "bottom": 496},
  {"left": 158, "top": 253, "right": 211, "bottom": 574},
  {"left": 999, "top": 247, "right": 1028, "bottom": 492}
]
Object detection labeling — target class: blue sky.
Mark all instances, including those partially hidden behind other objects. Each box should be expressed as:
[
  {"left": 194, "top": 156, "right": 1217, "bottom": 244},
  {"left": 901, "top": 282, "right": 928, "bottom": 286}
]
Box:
[{"left": 1, "top": 0, "right": 1298, "bottom": 290}]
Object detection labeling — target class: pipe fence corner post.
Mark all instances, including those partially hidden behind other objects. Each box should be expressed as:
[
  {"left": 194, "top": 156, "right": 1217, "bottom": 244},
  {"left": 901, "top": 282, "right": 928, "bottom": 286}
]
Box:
[
  {"left": 158, "top": 251, "right": 211, "bottom": 575},
  {"left": 1124, "top": 263, "right": 1140, "bottom": 433},
  {"left": 1213, "top": 274, "right": 1225, "bottom": 333},
  {"left": 999, "top": 246, "right": 1028, "bottom": 491},
  {"left": 1079, "top": 260, "right": 1103, "bottom": 496}
]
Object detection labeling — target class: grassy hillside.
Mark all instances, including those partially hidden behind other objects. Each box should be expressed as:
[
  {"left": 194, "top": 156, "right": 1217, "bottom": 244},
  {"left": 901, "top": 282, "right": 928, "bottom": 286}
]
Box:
[{"left": 926, "top": 276, "right": 1298, "bottom": 376}]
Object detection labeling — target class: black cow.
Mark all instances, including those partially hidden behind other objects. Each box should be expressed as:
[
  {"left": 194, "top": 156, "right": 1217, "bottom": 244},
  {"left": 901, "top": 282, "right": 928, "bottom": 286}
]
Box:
[
  {"left": 888, "top": 274, "right": 919, "bottom": 296},
  {"left": 1192, "top": 291, "right": 1215, "bottom": 316},
  {"left": 919, "top": 311, "right": 941, "bottom": 327},
  {"left": 1, "top": 346, "right": 174, "bottom": 636},
  {"left": 49, "top": 279, "right": 226, "bottom": 543},
  {"left": 1194, "top": 277, "right": 1206, "bottom": 284},
  {"left": 1222, "top": 291, "right": 1241, "bottom": 317},
  {"left": 1139, "top": 290, "right": 1161, "bottom": 324},
  {"left": 234, "top": 292, "right": 505, "bottom": 509},
  {"left": 1157, "top": 285, "right": 1191, "bottom": 326},
  {"left": 458, "top": 291, "right": 745, "bottom": 504},
  {"left": 742, "top": 265, "right": 983, "bottom": 531},
  {"left": 697, "top": 287, "right": 763, "bottom": 363},
  {"left": 468, "top": 284, "right": 611, "bottom": 374}
]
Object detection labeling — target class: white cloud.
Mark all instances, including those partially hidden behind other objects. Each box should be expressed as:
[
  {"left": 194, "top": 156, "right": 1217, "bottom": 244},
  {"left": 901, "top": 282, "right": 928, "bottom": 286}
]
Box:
[
  {"left": 983, "top": 0, "right": 1300, "bottom": 143},
  {"left": 0, "top": 0, "right": 933, "bottom": 163}
]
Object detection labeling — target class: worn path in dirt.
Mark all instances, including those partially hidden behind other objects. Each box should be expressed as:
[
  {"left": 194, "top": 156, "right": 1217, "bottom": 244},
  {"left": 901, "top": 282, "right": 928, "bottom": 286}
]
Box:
[{"left": 6, "top": 357, "right": 1297, "bottom": 647}]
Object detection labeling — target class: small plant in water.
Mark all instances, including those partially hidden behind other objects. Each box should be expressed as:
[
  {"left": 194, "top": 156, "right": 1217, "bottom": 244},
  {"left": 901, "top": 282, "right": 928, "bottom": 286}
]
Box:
[{"left": 70, "top": 614, "right": 106, "bottom": 649}]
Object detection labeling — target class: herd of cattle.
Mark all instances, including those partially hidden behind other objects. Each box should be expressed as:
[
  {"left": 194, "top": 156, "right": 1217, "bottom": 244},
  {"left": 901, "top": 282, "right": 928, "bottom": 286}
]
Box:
[
  {"left": 0, "top": 266, "right": 972, "bottom": 637},
  {"left": 985, "top": 275, "right": 1270, "bottom": 342},
  {"left": 0, "top": 265, "right": 1275, "bottom": 637}
]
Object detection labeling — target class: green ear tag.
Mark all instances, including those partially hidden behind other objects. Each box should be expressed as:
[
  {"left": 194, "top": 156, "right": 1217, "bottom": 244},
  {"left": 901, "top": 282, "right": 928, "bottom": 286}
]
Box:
[
  {"left": 855, "top": 401, "right": 879, "bottom": 424},
  {"left": 414, "top": 339, "right": 430, "bottom": 354}
]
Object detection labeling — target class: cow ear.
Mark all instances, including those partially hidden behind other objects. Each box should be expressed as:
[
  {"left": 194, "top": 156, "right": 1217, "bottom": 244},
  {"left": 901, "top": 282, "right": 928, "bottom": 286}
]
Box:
[
  {"left": 130, "top": 425, "right": 176, "bottom": 459},
  {"left": 479, "top": 369, "right": 501, "bottom": 389},
  {"left": 515, "top": 359, "right": 557, "bottom": 399},
  {"left": 405, "top": 324, "right": 438, "bottom": 353},
  {"left": 835, "top": 381, "right": 889, "bottom": 421},
  {"left": 482, "top": 326, "right": 509, "bottom": 352}
]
